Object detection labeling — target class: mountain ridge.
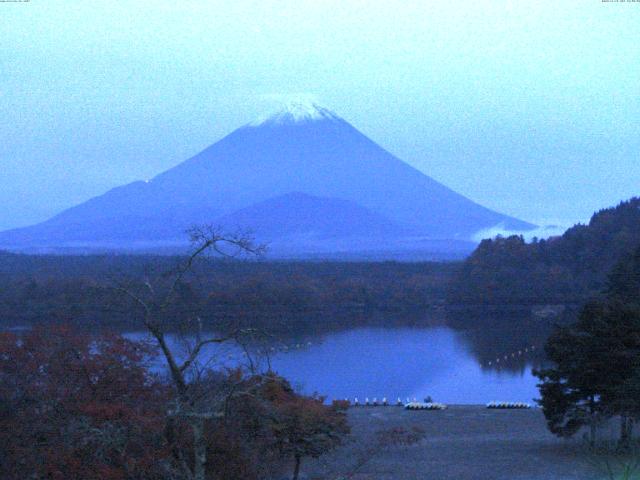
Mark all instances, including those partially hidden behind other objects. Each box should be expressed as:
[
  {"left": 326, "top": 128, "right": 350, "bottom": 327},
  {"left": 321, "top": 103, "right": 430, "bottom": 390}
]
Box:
[{"left": 0, "top": 103, "right": 535, "bottom": 257}]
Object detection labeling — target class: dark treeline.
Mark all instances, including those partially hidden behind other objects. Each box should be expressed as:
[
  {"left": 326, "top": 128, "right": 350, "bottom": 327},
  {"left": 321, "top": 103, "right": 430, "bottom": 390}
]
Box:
[
  {"left": 447, "top": 197, "right": 640, "bottom": 306},
  {"left": 535, "top": 244, "right": 640, "bottom": 448},
  {"left": 0, "top": 252, "right": 457, "bottom": 332}
]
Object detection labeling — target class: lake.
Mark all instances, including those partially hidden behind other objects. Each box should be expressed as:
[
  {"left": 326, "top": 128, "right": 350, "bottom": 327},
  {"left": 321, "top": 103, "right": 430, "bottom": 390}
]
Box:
[{"left": 126, "top": 325, "right": 542, "bottom": 405}]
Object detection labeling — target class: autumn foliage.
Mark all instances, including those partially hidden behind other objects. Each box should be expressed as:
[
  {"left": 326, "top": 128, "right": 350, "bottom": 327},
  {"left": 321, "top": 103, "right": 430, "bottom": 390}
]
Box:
[
  {"left": 0, "top": 326, "right": 350, "bottom": 480},
  {"left": 0, "top": 325, "right": 169, "bottom": 479}
]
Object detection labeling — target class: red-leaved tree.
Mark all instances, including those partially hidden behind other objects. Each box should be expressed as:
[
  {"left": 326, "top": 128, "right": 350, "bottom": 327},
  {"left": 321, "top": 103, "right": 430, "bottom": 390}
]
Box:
[{"left": 0, "top": 325, "right": 169, "bottom": 480}]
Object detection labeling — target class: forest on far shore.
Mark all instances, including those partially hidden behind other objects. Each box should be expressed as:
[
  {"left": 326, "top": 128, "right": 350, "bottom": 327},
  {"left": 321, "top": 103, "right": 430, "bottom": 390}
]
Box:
[
  {"left": 0, "top": 252, "right": 456, "bottom": 332},
  {"left": 447, "top": 197, "right": 640, "bottom": 306},
  {"left": 3, "top": 198, "right": 640, "bottom": 334}
]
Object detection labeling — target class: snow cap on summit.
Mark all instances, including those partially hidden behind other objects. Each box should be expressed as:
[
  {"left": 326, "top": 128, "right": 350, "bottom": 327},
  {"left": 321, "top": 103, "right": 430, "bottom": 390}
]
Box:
[{"left": 249, "top": 100, "right": 341, "bottom": 127}]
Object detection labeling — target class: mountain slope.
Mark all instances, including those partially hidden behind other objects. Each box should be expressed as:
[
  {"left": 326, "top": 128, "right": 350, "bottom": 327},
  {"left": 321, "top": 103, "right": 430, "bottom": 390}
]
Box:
[
  {"left": 447, "top": 197, "right": 640, "bottom": 305},
  {"left": 212, "top": 192, "right": 430, "bottom": 257},
  {"left": 217, "top": 192, "right": 410, "bottom": 240},
  {"left": 0, "top": 102, "right": 534, "bottom": 255}
]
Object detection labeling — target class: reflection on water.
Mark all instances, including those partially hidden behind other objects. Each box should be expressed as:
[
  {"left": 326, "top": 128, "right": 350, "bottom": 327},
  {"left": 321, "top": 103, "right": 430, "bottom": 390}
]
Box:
[{"left": 126, "top": 325, "right": 543, "bottom": 404}]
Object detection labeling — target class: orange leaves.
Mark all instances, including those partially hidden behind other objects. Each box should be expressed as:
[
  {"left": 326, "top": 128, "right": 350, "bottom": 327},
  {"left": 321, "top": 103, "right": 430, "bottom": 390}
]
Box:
[{"left": 0, "top": 325, "right": 168, "bottom": 480}]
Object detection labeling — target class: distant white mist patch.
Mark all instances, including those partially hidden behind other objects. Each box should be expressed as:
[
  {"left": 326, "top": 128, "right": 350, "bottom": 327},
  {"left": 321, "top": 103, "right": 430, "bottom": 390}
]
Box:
[{"left": 473, "top": 222, "right": 569, "bottom": 242}]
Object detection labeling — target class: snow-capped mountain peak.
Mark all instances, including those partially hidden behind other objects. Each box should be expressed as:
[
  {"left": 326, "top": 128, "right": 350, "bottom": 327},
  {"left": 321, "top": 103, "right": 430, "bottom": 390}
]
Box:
[{"left": 248, "top": 101, "right": 341, "bottom": 127}]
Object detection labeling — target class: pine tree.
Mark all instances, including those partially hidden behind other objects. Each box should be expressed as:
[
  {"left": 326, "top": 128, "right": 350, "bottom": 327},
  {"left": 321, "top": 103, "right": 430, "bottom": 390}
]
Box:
[{"left": 535, "top": 299, "right": 640, "bottom": 447}]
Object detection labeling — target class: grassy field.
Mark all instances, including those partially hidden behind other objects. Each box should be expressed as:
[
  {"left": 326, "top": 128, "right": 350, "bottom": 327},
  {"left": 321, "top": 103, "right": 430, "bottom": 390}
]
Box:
[{"left": 301, "top": 406, "right": 610, "bottom": 480}]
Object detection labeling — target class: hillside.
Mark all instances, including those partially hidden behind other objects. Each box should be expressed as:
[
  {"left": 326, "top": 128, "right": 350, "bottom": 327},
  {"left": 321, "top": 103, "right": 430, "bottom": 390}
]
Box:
[{"left": 447, "top": 197, "right": 640, "bottom": 305}]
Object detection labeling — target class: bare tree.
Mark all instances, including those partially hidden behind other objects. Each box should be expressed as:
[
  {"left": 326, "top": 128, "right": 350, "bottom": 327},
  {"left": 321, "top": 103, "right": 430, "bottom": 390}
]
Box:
[{"left": 114, "top": 225, "right": 265, "bottom": 480}]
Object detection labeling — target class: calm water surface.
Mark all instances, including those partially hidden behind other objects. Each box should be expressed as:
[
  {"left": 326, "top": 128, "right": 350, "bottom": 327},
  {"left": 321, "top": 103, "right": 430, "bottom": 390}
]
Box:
[{"left": 127, "top": 326, "right": 540, "bottom": 405}]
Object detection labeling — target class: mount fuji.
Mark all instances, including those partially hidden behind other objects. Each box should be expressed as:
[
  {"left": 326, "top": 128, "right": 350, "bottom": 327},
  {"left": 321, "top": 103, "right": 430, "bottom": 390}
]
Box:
[{"left": 0, "top": 102, "right": 534, "bottom": 258}]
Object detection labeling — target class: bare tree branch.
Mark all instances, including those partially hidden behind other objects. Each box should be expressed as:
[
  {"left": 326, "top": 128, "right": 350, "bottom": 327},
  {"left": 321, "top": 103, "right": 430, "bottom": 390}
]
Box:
[{"left": 108, "top": 224, "right": 266, "bottom": 480}]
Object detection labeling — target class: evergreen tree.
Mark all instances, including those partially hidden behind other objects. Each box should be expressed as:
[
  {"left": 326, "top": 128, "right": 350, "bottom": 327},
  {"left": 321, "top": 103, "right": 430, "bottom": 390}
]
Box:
[
  {"left": 535, "top": 299, "right": 640, "bottom": 446},
  {"left": 534, "top": 304, "right": 605, "bottom": 444},
  {"left": 607, "top": 245, "right": 640, "bottom": 307}
]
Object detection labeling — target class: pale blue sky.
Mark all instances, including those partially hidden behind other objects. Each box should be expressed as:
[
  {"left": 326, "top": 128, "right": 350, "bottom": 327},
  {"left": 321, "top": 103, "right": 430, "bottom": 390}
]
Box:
[{"left": 1, "top": 0, "right": 639, "bottom": 231}]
